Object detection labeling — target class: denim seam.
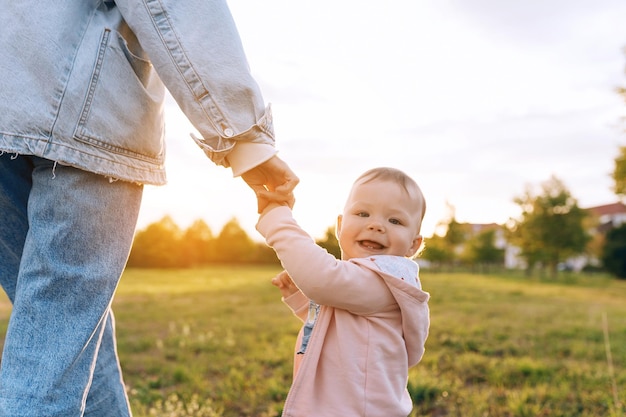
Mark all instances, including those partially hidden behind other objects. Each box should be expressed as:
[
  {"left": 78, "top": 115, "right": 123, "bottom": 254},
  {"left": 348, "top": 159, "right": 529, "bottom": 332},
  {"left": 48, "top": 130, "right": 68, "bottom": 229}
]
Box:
[{"left": 143, "top": 0, "right": 228, "bottom": 135}]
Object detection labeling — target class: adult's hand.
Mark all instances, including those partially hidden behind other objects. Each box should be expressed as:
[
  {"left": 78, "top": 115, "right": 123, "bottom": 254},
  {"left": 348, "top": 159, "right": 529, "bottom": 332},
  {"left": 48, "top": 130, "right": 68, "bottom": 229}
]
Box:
[{"left": 241, "top": 155, "right": 299, "bottom": 213}]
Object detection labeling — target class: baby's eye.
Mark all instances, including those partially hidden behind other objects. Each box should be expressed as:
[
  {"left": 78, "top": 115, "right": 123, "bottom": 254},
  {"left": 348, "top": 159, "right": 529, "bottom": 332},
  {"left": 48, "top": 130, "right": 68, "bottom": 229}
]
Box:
[
  {"left": 389, "top": 218, "right": 402, "bottom": 225},
  {"left": 356, "top": 212, "right": 369, "bottom": 218}
]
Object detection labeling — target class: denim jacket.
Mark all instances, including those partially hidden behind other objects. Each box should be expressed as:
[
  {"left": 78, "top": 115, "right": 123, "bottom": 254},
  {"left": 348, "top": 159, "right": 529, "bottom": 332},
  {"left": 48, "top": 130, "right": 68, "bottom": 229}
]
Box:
[{"left": 0, "top": 0, "right": 274, "bottom": 185}]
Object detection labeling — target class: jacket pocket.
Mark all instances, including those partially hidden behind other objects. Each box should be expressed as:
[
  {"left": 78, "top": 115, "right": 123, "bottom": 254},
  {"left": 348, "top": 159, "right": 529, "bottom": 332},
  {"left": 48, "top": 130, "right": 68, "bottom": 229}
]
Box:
[{"left": 74, "top": 28, "right": 165, "bottom": 163}]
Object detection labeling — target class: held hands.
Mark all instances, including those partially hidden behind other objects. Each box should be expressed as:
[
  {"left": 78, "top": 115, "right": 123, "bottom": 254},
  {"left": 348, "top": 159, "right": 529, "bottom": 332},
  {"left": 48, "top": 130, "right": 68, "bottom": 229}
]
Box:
[
  {"left": 271, "top": 270, "right": 299, "bottom": 298},
  {"left": 241, "top": 155, "right": 298, "bottom": 213},
  {"left": 244, "top": 157, "right": 298, "bottom": 296}
]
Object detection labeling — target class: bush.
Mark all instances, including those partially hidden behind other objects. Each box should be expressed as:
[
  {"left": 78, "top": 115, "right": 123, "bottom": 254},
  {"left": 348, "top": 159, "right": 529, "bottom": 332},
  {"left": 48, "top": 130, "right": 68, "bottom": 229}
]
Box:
[{"left": 602, "top": 224, "right": 626, "bottom": 279}]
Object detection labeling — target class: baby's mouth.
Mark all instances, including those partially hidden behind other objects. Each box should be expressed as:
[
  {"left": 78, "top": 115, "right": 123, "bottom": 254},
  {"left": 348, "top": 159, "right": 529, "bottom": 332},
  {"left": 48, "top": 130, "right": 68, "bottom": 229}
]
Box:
[{"left": 359, "top": 240, "right": 384, "bottom": 250}]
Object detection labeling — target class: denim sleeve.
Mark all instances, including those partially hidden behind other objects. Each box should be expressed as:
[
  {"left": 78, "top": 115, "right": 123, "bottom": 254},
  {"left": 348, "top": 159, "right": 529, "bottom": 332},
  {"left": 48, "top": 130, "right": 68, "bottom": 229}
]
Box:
[{"left": 114, "top": 0, "right": 274, "bottom": 166}]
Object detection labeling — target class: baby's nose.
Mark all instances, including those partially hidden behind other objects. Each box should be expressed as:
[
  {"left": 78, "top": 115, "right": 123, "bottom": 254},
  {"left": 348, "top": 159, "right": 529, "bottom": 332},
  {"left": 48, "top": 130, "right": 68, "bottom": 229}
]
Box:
[{"left": 368, "top": 221, "right": 384, "bottom": 232}]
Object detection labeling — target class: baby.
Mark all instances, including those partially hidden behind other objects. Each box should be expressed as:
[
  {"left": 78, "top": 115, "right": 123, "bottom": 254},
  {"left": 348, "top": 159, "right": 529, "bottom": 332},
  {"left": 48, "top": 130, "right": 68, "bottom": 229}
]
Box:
[{"left": 256, "top": 167, "right": 430, "bottom": 417}]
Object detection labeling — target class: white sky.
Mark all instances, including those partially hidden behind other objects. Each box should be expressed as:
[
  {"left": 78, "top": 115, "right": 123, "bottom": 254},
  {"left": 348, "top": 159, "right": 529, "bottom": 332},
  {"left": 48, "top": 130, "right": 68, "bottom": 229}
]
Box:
[{"left": 137, "top": 0, "right": 626, "bottom": 241}]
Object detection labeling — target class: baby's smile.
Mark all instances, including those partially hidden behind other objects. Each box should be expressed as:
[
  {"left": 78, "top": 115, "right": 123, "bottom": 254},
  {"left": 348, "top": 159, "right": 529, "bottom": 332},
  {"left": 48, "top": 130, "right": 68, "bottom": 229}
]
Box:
[{"left": 359, "top": 240, "right": 385, "bottom": 250}]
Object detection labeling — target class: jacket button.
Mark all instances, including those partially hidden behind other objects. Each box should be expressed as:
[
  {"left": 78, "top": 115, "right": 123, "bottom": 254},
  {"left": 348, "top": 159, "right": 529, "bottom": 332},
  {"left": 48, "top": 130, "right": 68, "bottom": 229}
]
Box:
[{"left": 223, "top": 128, "right": 234, "bottom": 137}]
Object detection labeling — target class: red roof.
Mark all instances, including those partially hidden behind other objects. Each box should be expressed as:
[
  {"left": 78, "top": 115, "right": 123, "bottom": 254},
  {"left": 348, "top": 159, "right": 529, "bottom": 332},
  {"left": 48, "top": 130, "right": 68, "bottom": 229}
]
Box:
[
  {"left": 587, "top": 202, "right": 626, "bottom": 216},
  {"left": 467, "top": 223, "right": 500, "bottom": 232}
]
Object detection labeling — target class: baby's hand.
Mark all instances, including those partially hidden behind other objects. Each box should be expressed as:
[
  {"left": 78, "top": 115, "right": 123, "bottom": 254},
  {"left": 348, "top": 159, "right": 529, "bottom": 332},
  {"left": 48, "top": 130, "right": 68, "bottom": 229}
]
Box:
[
  {"left": 258, "top": 192, "right": 295, "bottom": 216},
  {"left": 271, "top": 270, "right": 298, "bottom": 298}
]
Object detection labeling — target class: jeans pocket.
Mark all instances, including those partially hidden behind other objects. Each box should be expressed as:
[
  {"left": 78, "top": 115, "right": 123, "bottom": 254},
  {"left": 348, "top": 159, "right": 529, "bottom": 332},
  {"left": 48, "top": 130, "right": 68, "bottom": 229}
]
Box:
[{"left": 74, "top": 28, "right": 165, "bottom": 163}]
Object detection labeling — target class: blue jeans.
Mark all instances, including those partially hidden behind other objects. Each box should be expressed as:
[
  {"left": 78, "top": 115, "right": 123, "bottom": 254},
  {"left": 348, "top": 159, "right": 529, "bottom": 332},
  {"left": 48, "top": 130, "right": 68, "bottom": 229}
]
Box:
[{"left": 0, "top": 154, "right": 142, "bottom": 416}]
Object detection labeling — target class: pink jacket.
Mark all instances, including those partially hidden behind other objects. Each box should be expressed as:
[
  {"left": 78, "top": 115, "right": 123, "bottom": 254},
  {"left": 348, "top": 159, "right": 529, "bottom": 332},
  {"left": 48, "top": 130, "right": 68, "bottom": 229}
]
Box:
[{"left": 257, "top": 207, "right": 430, "bottom": 417}]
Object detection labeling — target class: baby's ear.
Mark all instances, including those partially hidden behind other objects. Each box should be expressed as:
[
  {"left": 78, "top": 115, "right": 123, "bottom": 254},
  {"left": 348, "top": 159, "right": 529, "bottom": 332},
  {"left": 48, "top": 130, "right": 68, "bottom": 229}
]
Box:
[
  {"left": 335, "top": 214, "right": 343, "bottom": 238},
  {"left": 406, "top": 235, "right": 423, "bottom": 258}
]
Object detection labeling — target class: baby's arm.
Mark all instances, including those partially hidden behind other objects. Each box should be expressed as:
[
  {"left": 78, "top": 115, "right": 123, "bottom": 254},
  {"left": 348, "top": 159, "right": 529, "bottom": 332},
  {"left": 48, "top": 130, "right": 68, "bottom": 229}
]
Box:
[{"left": 258, "top": 207, "right": 395, "bottom": 313}]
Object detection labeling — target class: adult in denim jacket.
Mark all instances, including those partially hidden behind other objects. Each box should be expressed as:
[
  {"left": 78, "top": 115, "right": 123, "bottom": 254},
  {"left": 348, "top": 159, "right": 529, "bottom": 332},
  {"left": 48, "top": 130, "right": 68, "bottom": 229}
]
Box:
[{"left": 0, "top": 1, "right": 297, "bottom": 415}]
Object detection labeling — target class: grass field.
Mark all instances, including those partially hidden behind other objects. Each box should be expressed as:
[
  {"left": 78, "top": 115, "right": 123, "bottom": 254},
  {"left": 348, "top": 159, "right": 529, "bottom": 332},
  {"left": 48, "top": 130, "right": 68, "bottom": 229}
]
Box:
[{"left": 0, "top": 267, "right": 625, "bottom": 416}]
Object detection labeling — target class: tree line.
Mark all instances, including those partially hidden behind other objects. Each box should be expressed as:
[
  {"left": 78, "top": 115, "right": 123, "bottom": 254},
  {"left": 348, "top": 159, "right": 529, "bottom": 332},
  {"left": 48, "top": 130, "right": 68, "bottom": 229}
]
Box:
[
  {"left": 128, "top": 164, "right": 626, "bottom": 279},
  {"left": 127, "top": 216, "right": 339, "bottom": 268},
  {"left": 128, "top": 217, "right": 274, "bottom": 268},
  {"left": 419, "top": 176, "right": 621, "bottom": 277}
]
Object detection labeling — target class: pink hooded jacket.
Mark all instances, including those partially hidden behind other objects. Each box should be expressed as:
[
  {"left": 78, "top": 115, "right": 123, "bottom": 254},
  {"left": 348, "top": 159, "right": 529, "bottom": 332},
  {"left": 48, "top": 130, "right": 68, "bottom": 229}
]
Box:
[{"left": 257, "top": 206, "right": 430, "bottom": 417}]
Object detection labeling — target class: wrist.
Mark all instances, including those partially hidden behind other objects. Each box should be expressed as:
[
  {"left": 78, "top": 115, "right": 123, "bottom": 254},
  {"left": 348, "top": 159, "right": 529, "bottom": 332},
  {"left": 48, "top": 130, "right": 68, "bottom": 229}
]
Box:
[
  {"left": 261, "top": 201, "right": 288, "bottom": 216},
  {"left": 228, "top": 142, "right": 276, "bottom": 177}
]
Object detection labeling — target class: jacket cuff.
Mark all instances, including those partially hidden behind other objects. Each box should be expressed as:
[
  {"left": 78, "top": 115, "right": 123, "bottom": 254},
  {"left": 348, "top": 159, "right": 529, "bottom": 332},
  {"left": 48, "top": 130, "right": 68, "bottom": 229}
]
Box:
[
  {"left": 226, "top": 141, "right": 277, "bottom": 177},
  {"left": 283, "top": 291, "right": 309, "bottom": 319}
]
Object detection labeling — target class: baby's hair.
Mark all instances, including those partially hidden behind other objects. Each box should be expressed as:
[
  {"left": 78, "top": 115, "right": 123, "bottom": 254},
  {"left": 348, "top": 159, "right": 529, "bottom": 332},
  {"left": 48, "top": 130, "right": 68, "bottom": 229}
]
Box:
[{"left": 354, "top": 167, "right": 426, "bottom": 221}]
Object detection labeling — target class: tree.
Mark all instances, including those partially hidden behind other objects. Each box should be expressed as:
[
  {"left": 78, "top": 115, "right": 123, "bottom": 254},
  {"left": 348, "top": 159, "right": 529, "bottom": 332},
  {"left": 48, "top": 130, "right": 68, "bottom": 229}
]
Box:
[
  {"left": 128, "top": 215, "right": 182, "bottom": 267},
  {"left": 420, "top": 203, "right": 470, "bottom": 269},
  {"left": 213, "top": 217, "right": 256, "bottom": 263},
  {"left": 615, "top": 54, "right": 626, "bottom": 199},
  {"left": 180, "top": 219, "right": 214, "bottom": 266},
  {"left": 602, "top": 224, "right": 626, "bottom": 279},
  {"left": 439, "top": 202, "right": 466, "bottom": 249},
  {"left": 420, "top": 233, "right": 455, "bottom": 267},
  {"left": 462, "top": 229, "right": 505, "bottom": 269},
  {"left": 252, "top": 242, "right": 280, "bottom": 264},
  {"left": 612, "top": 146, "right": 626, "bottom": 200},
  {"left": 507, "top": 176, "right": 589, "bottom": 277},
  {"left": 316, "top": 226, "right": 341, "bottom": 259},
  {"left": 423, "top": 202, "right": 467, "bottom": 267},
  {"left": 582, "top": 214, "right": 605, "bottom": 269}
]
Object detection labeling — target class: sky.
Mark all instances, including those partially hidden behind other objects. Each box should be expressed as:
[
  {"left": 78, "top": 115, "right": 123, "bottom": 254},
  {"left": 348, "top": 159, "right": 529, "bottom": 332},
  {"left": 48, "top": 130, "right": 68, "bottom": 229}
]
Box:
[{"left": 137, "top": 0, "right": 626, "bottom": 241}]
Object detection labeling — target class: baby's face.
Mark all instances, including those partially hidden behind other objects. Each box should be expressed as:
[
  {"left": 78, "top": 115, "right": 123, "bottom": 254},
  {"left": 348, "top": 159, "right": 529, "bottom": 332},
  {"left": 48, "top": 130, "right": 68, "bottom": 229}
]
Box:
[{"left": 336, "top": 179, "right": 423, "bottom": 260}]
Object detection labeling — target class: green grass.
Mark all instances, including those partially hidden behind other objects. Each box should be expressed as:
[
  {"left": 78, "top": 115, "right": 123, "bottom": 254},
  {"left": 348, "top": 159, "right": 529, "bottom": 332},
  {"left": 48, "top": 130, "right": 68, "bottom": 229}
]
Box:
[
  {"left": 410, "top": 272, "right": 626, "bottom": 417},
  {"left": 113, "top": 266, "right": 297, "bottom": 417},
  {"left": 0, "top": 267, "right": 624, "bottom": 416}
]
